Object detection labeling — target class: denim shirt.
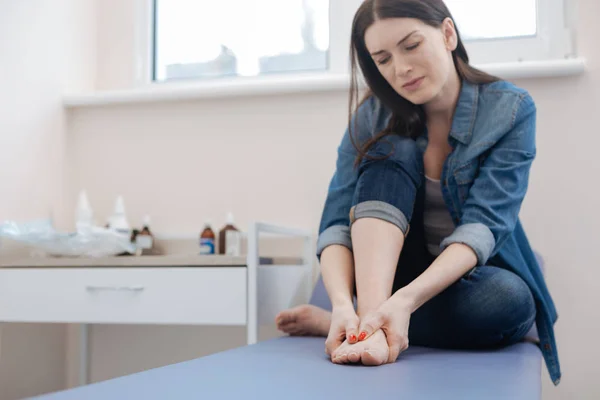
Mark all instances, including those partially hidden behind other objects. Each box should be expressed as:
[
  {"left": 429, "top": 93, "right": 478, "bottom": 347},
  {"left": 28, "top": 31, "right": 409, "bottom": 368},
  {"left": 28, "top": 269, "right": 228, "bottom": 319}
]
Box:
[{"left": 316, "top": 80, "right": 561, "bottom": 385}]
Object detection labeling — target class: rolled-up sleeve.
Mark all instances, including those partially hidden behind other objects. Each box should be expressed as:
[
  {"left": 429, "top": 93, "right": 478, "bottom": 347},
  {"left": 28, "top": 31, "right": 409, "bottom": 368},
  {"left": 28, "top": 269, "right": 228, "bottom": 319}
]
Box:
[
  {"left": 316, "top": 225, "right": 352, "bottom": 256},
  {"left": 441, "top": 93, "right": 537, "bottom": 265},
  {"left": 316, "top": 97, "right": 378, "bottom": 258}
]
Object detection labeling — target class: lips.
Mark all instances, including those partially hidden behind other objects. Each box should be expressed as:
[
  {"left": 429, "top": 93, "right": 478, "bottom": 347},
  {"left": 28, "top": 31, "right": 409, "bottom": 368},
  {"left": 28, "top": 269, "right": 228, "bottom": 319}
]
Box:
[{"left": 403, "top": 77, "right": 424, "bottom": 90}]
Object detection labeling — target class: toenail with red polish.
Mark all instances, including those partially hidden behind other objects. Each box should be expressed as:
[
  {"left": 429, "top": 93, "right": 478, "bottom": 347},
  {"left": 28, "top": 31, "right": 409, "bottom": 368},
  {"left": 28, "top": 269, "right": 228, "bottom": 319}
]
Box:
[{"left": 359, "top": 332, "right": 367, "bottom": 341}]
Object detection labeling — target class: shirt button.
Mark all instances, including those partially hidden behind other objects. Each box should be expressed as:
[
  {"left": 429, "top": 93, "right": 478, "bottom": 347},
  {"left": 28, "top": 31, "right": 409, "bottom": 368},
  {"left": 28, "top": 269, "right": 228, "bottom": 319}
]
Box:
[{"left": 544, "top": 344, "right": 551, "bottom": 351}]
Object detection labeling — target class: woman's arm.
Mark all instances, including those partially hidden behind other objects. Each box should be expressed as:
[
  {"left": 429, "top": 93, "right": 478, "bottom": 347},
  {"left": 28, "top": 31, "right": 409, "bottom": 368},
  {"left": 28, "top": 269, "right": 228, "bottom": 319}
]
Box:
[
  {"left": 395, "top": 243, "right": 477, "bottom": 312},
  {"left": 316, "top": 97, "right": 378, "bottom": 294},
  {"left": 320, "top": 245, "right": 355, "bottom": 308}
]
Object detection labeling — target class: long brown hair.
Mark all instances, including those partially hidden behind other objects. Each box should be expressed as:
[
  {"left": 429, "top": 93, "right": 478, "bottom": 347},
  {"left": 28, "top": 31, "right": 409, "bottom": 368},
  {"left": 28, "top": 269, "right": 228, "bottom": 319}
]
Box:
[{"left": 348, "top": 0, "right": 499, "bottom": 165}]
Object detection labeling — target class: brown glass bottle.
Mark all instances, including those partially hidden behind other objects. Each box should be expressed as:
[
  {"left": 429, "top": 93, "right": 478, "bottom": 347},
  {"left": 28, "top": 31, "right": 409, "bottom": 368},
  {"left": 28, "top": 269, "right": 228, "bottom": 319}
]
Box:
[{"left": 218, "top": 213, "right": 239, "bottom": 255}]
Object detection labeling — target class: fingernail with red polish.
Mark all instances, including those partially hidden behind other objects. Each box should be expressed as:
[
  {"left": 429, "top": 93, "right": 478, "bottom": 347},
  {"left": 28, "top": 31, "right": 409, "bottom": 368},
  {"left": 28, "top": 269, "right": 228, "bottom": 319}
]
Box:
[
  {"left": 359, "top": 332, "right": 367, "bottom": 341},
  {"left": 349, "top": 335, "right": 357, "bottom": 343}
]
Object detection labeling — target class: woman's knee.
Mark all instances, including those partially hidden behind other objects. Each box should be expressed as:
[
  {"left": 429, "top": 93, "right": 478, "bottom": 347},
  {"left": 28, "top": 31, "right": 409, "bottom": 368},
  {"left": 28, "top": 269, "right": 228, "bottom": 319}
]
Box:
[
  {"left": 407, "top": 267, "right": 537, "bottom": 349},
  {"left": 350, "top": 136, "right": 423, "bottom": 229},
  {"left": 468, "top": 267, "right": 536, "bottom": 329},
  {"left": 359, "top": 135, "right": 423, "bottom": 186}
]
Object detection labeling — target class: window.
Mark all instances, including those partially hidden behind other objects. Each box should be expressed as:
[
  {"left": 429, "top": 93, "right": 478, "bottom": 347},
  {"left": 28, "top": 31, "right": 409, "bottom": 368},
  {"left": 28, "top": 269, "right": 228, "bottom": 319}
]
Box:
[
  {"left": 153, "top": 0, "right": 330, "bottom": 82},
  {"left": 444, "top": 0, "right": 574, "bottom": 64},
  {"left": 446, "top": 0, "right": 537, "bottom": 40},
  {"left": 150, "top": 0, "right": 575, "bottom": 83}
]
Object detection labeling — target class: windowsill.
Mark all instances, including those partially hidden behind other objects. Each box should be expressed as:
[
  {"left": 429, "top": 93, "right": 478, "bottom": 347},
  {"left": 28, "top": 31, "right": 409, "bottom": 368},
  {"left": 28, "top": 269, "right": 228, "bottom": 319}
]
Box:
[{"left": 63, "top": 58, "right": 586, "bottom": 108}]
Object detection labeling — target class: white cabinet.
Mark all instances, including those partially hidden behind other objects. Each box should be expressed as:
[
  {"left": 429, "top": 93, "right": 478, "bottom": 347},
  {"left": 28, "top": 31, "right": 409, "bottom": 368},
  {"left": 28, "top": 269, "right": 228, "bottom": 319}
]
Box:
[{"left": 0, "top": 268, "right": 248, "bottom": 325}]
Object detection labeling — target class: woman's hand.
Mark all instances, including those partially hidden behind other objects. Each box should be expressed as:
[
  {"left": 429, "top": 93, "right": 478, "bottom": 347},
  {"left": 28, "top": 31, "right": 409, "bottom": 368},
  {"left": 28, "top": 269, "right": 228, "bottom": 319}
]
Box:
[
  {"left": 357, "top": 294, "right": 412, "bottom": 363},
  {"left": 325, "top": 304, "right": 360, "bottom": 357}
]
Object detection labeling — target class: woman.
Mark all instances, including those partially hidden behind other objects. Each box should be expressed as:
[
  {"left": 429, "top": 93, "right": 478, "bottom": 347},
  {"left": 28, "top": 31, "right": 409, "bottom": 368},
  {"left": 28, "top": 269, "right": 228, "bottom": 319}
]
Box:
[{"left": 275, "top": 0, "right": 561, "bottom": 386}]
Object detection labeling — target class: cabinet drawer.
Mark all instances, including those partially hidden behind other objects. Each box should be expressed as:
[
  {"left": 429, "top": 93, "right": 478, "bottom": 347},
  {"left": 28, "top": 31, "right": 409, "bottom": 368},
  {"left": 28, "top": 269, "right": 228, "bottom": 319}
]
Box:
[{"left": 0, "top": 268, "right": 247, "bottom": 325}]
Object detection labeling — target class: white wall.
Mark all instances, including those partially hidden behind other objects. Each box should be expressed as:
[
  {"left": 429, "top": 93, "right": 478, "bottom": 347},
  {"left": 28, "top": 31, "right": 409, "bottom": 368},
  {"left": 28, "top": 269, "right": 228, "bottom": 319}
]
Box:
[
  {"left": 0, "top": 0, "right": 96, "bottom": 399},
  {"left": 517, "top": 2, "right": 600, "bottom": 397},
  {"left": 95, "top": 0, "right": 137, "bottom": 91}
]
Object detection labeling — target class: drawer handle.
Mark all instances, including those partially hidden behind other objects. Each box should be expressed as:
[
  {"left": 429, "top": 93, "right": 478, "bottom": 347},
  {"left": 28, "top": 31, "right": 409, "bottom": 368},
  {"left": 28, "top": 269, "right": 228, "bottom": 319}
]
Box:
[{"left": 85, "top": 285, "right": 145, "bottom": 293}]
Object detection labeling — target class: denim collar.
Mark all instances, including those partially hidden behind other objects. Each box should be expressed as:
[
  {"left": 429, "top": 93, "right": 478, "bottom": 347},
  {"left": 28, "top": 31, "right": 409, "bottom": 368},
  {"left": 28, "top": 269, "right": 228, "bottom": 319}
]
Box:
[{"left": 449, "top": 80, "right": 479, "bottom": 145}]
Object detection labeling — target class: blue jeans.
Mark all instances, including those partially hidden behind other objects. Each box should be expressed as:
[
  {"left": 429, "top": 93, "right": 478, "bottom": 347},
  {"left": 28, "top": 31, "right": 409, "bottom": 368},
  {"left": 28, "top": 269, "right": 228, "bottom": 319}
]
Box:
[{"left": 350, "top": 135, "right": 536, "bottom": 349}]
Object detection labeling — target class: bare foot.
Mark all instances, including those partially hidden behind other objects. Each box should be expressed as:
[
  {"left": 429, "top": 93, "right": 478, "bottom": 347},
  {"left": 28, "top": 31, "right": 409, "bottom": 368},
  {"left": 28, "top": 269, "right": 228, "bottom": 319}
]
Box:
[
  {"left": 331, "top": 329, "right": 389, "bottom": 366},
  {"left": 275, "top": 305, "right": 331, "bottom": 337}
]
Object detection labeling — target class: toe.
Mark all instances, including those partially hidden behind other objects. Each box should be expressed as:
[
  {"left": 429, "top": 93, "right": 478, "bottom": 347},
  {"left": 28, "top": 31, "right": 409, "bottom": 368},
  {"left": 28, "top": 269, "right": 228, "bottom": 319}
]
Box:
[
  {"left": 338, "top": 352, "right": 349, "bottom": 364},
  {"left": 278, "top": 322, "right": 298, "bottom": 334},
  {"left": 276, "top": 310, "right": 296, "bottom": 326},
  {"left": 331, "top": 348, "right": 340, "bottom": 362},
  {"left": 361, "top": 349, "right": 386, "bottom": 366},
  {"left": 331, "top": 353, "right": 342, "bottom": 364},
  {"left": 347, "top": 351, "right": 360, "bottom": 364},
  {"left": 332, "top": 347, "right": 347, "bottom": 364}
]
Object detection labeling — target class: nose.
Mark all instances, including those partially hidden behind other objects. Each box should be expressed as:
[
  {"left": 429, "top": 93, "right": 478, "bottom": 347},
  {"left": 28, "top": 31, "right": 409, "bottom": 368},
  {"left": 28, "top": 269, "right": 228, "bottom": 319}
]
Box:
[{"left": 393, "top": 56, "right": 412, "bottom": 78}]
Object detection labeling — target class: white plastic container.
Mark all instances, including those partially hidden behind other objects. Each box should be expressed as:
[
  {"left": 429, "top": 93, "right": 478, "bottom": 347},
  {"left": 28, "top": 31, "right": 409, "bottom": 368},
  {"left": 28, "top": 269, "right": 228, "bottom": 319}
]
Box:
[{"left": 109, "top": 195, "right": 131, "bottom": 237}]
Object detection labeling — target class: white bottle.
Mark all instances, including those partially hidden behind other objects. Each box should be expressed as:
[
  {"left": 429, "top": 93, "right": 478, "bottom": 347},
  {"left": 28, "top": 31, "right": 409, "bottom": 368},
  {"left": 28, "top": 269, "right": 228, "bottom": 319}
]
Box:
[
  {"left": 109, "top": 195, "right": 131, "bottom": 237},
  {"left": 75, "top": 190, "right": 94, "bottom": 231}
]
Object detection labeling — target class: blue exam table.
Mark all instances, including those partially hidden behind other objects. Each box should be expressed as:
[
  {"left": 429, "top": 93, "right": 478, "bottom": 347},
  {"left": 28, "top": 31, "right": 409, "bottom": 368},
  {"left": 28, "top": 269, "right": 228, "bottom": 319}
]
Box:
[{"left": 33, "top": 275, "right": 542, "bottom": 399}]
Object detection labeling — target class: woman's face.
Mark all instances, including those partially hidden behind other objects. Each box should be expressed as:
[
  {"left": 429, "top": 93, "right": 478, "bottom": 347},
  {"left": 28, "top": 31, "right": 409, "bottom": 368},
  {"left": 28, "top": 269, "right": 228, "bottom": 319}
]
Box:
[{"left": 364, "top": 17, "right": 458, "bottom": 105}]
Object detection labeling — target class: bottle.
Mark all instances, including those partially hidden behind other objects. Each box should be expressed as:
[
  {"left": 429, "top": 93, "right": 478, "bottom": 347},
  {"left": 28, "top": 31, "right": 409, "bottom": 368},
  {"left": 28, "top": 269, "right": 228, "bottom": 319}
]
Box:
[
  {"left": 130, "top": 229, "right": 140, "bottom": 255},
  {"left": 199, "top": 222, "right": 216, "bottom": 255},
  {"left": 218, "top": 212, "right": 240, "bottom": 255},
  {"left": 75, "top": 190, "right": 94, "bottom": 232},
  {"left": 136, "top": 215, "right": 155, "bottom": 256},
  {"left": 108, "top": 195, "right": 131, "bottom": 237}
]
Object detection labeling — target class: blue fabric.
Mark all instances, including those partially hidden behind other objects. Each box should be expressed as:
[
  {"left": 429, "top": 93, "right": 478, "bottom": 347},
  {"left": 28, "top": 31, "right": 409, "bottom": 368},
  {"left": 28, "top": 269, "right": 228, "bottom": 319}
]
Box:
[
  {"left": 315, "top": 80, "right": 560, "bottom": 384},
  {"left": 309, "top": 272, "right": 333, "bottom": 311},
  {"left": 33, "top": 337, "right": 542, "bottom": 400},
  {"left": 350, "top": 136, "right": 422, "bottom": 233}
]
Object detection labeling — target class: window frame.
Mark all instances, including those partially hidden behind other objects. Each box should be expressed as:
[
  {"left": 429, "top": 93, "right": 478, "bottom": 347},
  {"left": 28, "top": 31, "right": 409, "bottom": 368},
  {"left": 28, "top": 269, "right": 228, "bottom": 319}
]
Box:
[
  {"left": 456, "top": 0, "right": 576, "bottom": 65},
  {"left": 132, "top": 0, "right": 576, "bottom": 89}
]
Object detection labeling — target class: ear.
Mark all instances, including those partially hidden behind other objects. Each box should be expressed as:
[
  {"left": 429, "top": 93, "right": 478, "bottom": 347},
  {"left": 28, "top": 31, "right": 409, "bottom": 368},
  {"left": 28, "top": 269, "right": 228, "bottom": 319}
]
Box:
[{"left": 441, "top": 17, "right": 458, "bottom": 51}]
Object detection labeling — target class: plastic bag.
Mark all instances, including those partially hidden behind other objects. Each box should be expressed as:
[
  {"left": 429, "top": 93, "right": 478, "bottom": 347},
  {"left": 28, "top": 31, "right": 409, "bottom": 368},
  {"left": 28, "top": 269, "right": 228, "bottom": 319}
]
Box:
[{"left": 0, "top": 218, "right": 135, "bottom": 258}]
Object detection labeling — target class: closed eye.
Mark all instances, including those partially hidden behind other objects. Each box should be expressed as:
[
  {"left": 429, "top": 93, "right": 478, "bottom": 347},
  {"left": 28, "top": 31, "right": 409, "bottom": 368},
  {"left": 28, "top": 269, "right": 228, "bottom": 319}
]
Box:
[
  {"left": 406, "top": 42, "right": 421, "bottom": 51},
  {"left": 376, "top": 57, "right": 390, "bottom": 65}
]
